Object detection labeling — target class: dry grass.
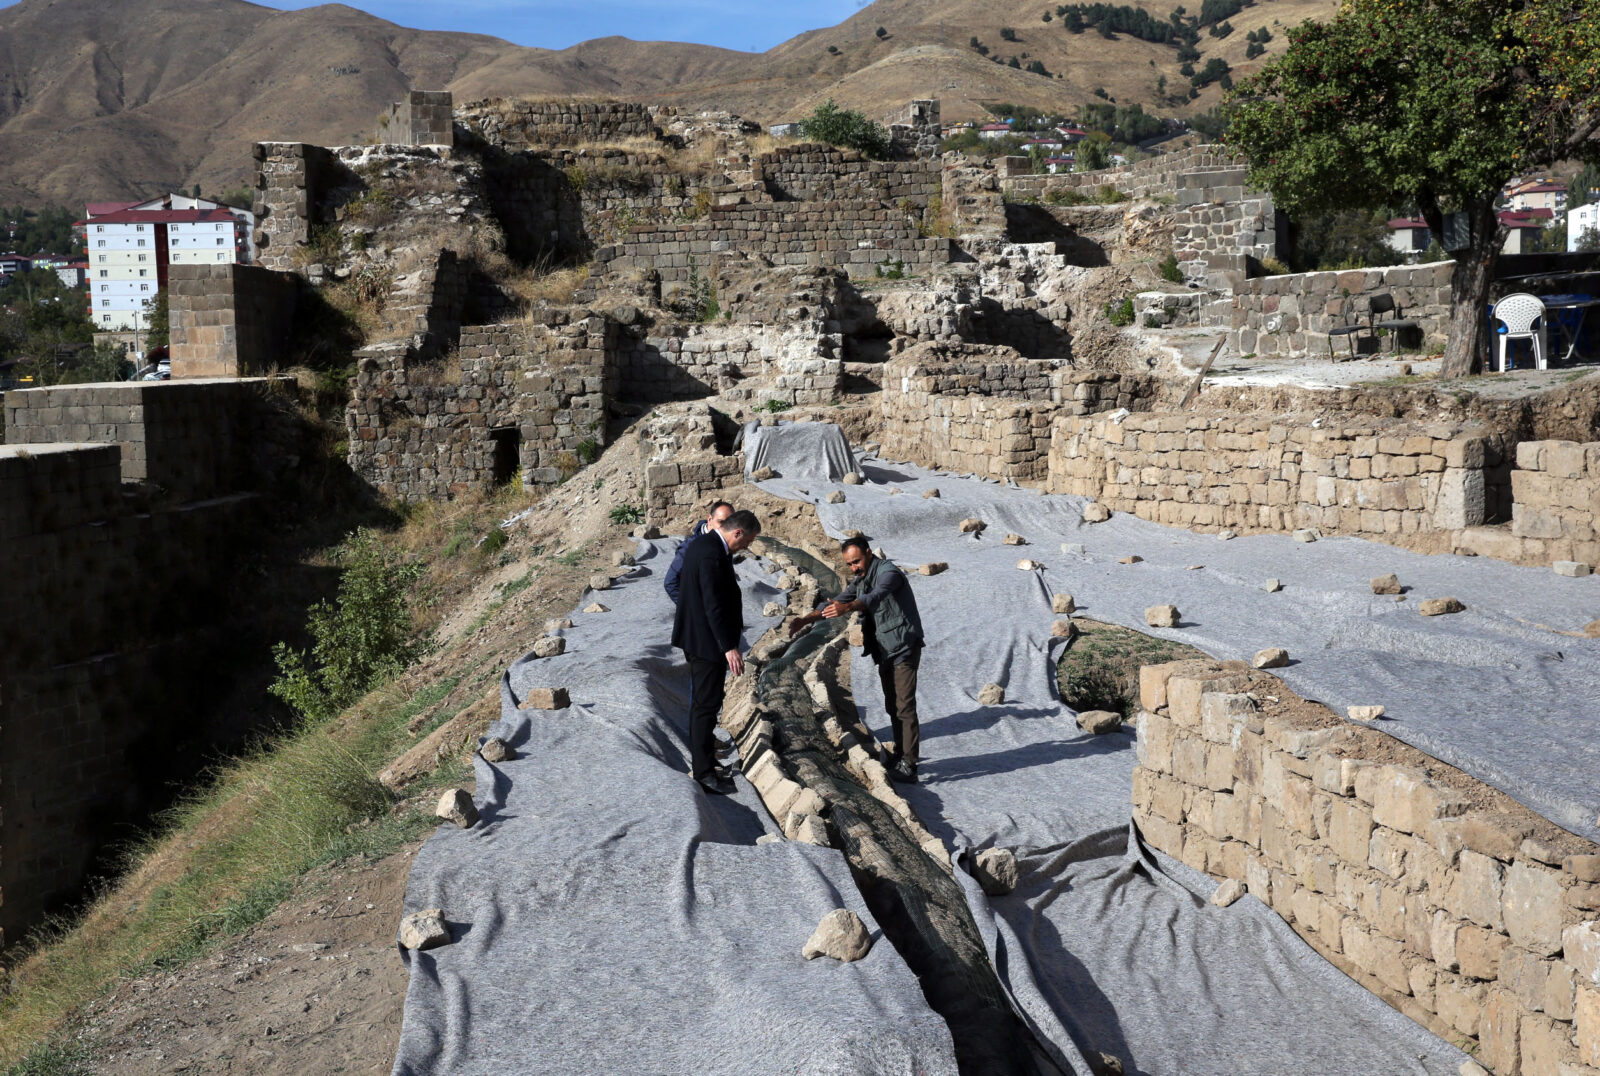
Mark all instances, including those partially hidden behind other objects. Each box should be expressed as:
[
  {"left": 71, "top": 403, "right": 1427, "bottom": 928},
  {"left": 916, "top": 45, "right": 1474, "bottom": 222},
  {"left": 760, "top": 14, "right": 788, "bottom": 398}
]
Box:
[{"left": 509, "top": 264, "right": 591, "bottom": 308}]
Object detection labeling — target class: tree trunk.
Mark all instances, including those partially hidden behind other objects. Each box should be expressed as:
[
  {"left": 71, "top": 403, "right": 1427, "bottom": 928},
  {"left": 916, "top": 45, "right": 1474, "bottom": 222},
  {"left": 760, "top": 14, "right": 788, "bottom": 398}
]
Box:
[{"left": 1440, "top": 198, "right": 1505, "bottom": 378}]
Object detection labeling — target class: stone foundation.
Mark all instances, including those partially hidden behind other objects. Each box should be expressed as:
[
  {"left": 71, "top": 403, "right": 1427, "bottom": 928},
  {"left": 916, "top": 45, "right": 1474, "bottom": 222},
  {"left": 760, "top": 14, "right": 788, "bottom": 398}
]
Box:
[
  {"left": 1133, "top": 659, "right": 1600, "bottom": 1076},
  {"left": 168, "top": 263, "right": 299, "bottom": 378},
  {"left": 1509, "top": 440, "right": 1600, "bottom": 567}
]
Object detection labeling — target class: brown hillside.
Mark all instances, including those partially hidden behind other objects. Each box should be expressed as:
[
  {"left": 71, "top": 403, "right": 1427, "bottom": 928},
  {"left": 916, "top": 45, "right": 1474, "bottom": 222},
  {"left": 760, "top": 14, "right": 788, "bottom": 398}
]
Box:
[{"left": 0, "top": 0, "right": 1336, "bottom": 208}]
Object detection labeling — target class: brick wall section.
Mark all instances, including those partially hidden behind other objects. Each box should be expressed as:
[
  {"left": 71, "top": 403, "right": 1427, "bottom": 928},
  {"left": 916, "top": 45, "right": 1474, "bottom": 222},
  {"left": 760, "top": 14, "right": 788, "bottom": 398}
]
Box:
[
  {"left": 1510, "top": 441, "right": 1600, "bottom": 566},
  {"left": 4, "top": 378, "right": 292, "bottom": 500},
  {"left": 252, "top": 142, "right": 337, "bottom": 272},
  {"left": 345, "top": 314, "right": 615, "bottom": 499},
  {"left": 1132, "top": 659, "right": 1600, "bottom": 1076},
  {"left": 456, "top": 99, "right": 666, "bottom": 148},
  {"left": 0, "top": 439, "right": 270, "bottom": 945},
  {"left": 597, "top": 200, "right": 951, "bottom": 285},
  {"left": 1171, "top": 166, "right": 1281, "bottom": 291},
  {"left": 380, "top": 90, "right": 454, "bottom": 146},
  {"left": 1046, "top": 411, "right": 1509, "bottom": 547},
  {"left": 168, "top": 263, "right": 299, "bottom": 377},
  {"left": 1203, "top": 262, "right": 1455, "bottom": 358}
]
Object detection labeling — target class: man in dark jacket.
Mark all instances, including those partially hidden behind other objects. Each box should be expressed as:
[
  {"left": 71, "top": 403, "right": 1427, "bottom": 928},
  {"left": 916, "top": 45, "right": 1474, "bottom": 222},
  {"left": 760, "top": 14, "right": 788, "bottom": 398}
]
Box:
[
  {"left": 672, "top": 508, "right": 762, "bottom": 795},
  {"left": 664, "top": 500, "right": 734, "bottom": 606},
  {"left": 789, "top": 536, "right": 925, "bottom": 783}
]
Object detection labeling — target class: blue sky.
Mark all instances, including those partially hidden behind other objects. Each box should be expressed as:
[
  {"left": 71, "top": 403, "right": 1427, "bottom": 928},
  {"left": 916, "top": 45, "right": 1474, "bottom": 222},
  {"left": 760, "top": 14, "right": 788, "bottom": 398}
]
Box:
[{"left": 257, "top": 0, "right": 867, "bottom": 52}]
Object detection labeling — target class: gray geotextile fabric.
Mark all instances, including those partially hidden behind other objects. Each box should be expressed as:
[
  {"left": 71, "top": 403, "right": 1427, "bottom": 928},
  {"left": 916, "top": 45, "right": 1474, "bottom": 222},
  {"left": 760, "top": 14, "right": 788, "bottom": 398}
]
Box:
[
  {"left": 744, "top": 419, "right": 858, "bottom": 482},
  {"left": 390, "top": 540, "right": 960, "bottom": 1076},
  {"left": 753, "top": 441, "right": 1562, "bottom": 1075}
]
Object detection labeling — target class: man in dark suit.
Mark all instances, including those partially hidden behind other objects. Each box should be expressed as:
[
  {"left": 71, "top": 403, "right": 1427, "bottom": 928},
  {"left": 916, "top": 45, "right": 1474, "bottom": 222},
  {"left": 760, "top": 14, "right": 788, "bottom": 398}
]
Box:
[
  {"left": 664, "top": 499, "right": 734, "bottom": 606},
  {"left": 671, "top": 508, "right": 762, "bottom": 795}
]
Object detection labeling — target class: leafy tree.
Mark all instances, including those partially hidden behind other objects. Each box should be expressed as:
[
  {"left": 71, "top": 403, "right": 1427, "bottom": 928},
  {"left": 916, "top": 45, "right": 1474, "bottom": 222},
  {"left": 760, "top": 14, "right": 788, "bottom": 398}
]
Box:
[
  {"left": 1077, "top": 137, "right": 1111, "bottom": 171},
  {"left": 142, "top": 288, "right": 169, "bottom": 349},
  {"left": 1042, "top": 11, "right": 1053, "bottom": 21},
  {"left": 798, "top": 99, "right": 892, "bottom": 159},
  {"left": 1576, "top": 225, "right": 1600, "bottom": 253},
  {"left": 1227, "top": 0, "right": 1600, "bottom": 375},
  {"left": 875, "top": 25, "right": 887, "bottom": 38},
  {"left": 1027, "top": 59, "right": 1051, "bottom": 76},
  {"left": 1008, "top": 56, "right": 1022, "bottom": 68},
  {"left": 1001, "top": 26, "right": 1019, "bottom": 40},
  {"left": 1287, "top": 208, "right": 1400, "bottom": 271}
]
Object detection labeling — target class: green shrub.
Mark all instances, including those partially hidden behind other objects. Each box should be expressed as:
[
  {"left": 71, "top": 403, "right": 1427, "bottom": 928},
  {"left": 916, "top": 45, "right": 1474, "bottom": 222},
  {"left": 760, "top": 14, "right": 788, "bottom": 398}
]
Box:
[
  {"left": 576, "top": 438, "right": 601, "bottom": 464},
  {"left": 759, "top": 398, "right": 794, "bottom": 413},
  {"left": 269, "top": 530, "right": 426, "bottom": 724},
  {"left": 798, "top": 99, "right": 891, "bottom": 159},
  {"left": 1104, "top": 296, "right": 1136, "bottom": 327},
  {"left": 1159, "top": 252, "right": 1184, "bottom": 283},
  {"left": 609, "top": 504, "right": 645, "bottom": 526}
]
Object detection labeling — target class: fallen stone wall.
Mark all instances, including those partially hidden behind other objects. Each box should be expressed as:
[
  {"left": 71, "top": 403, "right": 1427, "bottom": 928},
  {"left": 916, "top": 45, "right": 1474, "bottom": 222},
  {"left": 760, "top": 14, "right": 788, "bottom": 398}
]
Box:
[
  {"left": 1132, "top": 659, "right": 1600, "bottom": 1076},
  {"left": 168, "top": 263, "right": 299, "bottom": 378},
  {"left": 1500, "top": 440, "right": 1600, "bottom": 568},
  {"left": 1203, "top": 262, "right": 1455, "bottom": 358},
  {"left": 345, "top": 313, "right": 614, "bottom": 499},
  {"left": 1047, "top": 410, "right": 1510, "bottom": 549}
]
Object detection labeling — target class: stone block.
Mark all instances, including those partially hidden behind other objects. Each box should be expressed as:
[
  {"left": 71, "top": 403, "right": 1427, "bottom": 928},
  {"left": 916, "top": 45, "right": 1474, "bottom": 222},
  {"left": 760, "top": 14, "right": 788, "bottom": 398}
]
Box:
[
  {"left": 1479, "top": 989, "right": 1522, "bottom": 1075},
  {"left": 1437, "top": 973, "right": 1487, "bottom": 1037},
  {"left": 1568, "top": 922, "right": 1600, "bottom": 986},
  {"left": 1579, "top": 986, "right": 1600, "bottom": 1067},
  {"left": 1459, "top": 924, "right": 1511, "bottom": 981},
  {"left": 1450, "top": 851, "right": 1509, "bottom": 931},
  {"left": 1504, "top": 861, "right": 1567, "bottom": 957},
  {"left": 1368, "top": 766, "right": 1469, "bottom": 835},
  {"left": 520, "top": 687, "right": 571, "bottom": 710}
]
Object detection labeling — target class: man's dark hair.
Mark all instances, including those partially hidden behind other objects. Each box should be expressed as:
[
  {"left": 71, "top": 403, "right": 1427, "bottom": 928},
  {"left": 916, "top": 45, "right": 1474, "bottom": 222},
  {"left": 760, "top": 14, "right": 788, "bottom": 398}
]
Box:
[
  {"left": 723, "top": 509, "right": 761, "bottom": 536},
  {"left": 839, "top": 535, "right": 872, "bottom": 556},
  {"left": 708, "top": 500, "right": 734, "bottom": 516}
]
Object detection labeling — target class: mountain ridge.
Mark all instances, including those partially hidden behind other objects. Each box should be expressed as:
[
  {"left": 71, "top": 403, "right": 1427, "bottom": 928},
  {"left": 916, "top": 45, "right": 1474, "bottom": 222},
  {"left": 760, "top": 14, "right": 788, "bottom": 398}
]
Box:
[{"left": 0, "top": 0, "right": 1334, "bottom": 207}]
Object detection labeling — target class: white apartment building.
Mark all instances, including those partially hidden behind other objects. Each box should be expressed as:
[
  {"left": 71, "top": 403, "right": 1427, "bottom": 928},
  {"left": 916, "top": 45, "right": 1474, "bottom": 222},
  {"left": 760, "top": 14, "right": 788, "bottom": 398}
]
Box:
[
  {"left": 1569, "top": 202, "right": 1600, "bottom": 252},
  {"left": 81, "top": 204, "right": 251, "bottom": 331}
]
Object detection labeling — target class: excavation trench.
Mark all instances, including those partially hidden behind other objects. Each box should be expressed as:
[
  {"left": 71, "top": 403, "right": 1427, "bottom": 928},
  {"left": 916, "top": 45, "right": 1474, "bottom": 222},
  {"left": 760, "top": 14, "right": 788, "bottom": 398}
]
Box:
[{"left": 749, "top": 540, "right": 1070, "bottom": 1076}]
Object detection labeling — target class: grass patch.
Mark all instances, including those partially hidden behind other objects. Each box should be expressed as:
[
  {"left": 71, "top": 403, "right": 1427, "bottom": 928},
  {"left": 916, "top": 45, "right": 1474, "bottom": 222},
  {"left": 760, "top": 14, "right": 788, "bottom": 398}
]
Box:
[{"left": 1057, "top": 620, "right": 1204, "bottom": 720}]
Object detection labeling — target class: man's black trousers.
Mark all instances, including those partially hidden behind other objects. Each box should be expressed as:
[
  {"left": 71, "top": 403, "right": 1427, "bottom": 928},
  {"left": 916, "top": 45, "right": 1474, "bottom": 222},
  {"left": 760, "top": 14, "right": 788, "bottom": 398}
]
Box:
[{"left": 686, "top": 655, "right": 726, "bottom": 779}]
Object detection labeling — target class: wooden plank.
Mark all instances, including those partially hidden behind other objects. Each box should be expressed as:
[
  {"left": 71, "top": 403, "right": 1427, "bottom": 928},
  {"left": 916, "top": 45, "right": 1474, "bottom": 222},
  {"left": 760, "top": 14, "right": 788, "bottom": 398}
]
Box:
[{"left": 1179, "top": 337, "right": 1226, "bottom": 409}]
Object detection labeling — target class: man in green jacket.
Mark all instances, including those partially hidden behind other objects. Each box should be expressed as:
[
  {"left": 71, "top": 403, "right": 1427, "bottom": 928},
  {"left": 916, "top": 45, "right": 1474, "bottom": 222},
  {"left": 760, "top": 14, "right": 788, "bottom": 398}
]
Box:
[{"left": 790, "top": 536, "right": 925, "bottom": 783}]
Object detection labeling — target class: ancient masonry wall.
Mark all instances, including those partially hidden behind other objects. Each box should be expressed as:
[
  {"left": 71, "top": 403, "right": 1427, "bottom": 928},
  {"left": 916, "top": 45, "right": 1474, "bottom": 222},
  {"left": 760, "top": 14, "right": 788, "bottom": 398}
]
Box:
[
  {"left": 379, "top": 90, "right": 455, "bottom": 146},
  {"left": 754, "top": 147, "right": 940, "bottom": 206},
  {"left": 4, "top": 378, "right": 291, "bottom": 499},
  {"left": 455, "top": 99, "right": 666, "bottom": 148},
  {"left": 598, "top": 200, "right": 951, "bottom": 286},
  {"left": 1203, "top": 262, "right": 1455, "bottom": 359},
  {"left": 616, "top": 323, "right": 843, "bottom": 407},
  {"left": 1132, "top": 660, "right": 1600, "bottom": 1076},
  {"left": 0, "top": 378, "right": 300, "bottom": 945},
  {"left": 253, "top": 142, "right": 339, "bottom": 273},
  {"left": 168, "top": 263, "right": 299, "bottom": 378},
  {"left": 1508, "top": 440, "right": 1600, "bottom": 567},
  {"left": 345, "top": 314, "right": 615, "bottom": 499},
  {"left": 1003, "top": 144, "right": 1245, "bottom": 200},
  {"left": 878, "top": 353, "right": 1162, "bottom": 482},
  {"left": 1046, "top": 411, "right": 1511, "bottom": 549},
  {"left": 643, "top": 454, "right": 745, "bottom": 527}
]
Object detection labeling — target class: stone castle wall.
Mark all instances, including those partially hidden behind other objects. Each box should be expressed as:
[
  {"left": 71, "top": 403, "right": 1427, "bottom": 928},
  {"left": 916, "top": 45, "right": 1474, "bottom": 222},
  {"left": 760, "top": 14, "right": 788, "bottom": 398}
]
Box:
[
  {"left": 1133, "top": 660, "right": 1600, "bottom": 1076},
  {"left": 1003, "top": 144, "right": 1245, "bottom": 201},
  {"left": 345, "top": 313, "right": 615, "bottom": 499},
  {"left": 380, "top": 90, "right": 455, "bottom": 146},
  {"left": 0, "top": 379, "right": 303, "bottom": 945},
  {"left": 168, "top": 263, "right": 299, "bottom": 378},
  {"left": 754, "top": 146, "right": 940, "bottom": 206},
  {"left": 253, "top": 142, "right": 339, "bottom": 273},
  {"left": 1509, "top": 440, "right": 1600, "bottom": 567},
  {"left": 1204, "top": 262, "right": 1455, "bottom": 358},
  {"left": 1046, "top": 410, "right": 1507, "bottom": 547},
  {"left": 456, "top": 99, "right": 665, "bottom": 149}
]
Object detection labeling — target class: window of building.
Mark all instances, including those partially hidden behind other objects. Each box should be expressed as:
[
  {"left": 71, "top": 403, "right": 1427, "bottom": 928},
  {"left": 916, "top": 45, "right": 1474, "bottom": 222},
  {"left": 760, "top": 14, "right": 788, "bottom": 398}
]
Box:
[
  {"left": 137, "top": 239, "right": 146, "bottom": 247},
  {"left": 216, "top": 237, "right": 224, "bottom": 245},
  {"left": 99, "top": 269, "right": 108, "bottom": 278},
  {"left": 216, "top": 253, "right": 226, "bottom": 261},
  {"left": 95, "top": 225, "right": 104, "bottom": 232},
  {"left": 138, "top": 269, "right": 147, "bottom": 277},
  {"left": 97, "top": 240, "right": 105, "bottom": 248},
  {"left": 139, "top": 283, "right": 149, "bottom": 291},
  {"left": 135, "top": 224, "right": 145, "bottom": 232},
  {"left": 102, "top": 313, "right": 111, "bottom": 322},
  {"left": 100, "top": 299, "right": 109, "bottom": 307},
  {"left": 98, "top": 254, "right": 106, "bottom": 263},
  {"left": 138, "top": 254, "right": 146, "bottom": 262},
  {"left": 100, "top": 284, "right": 107, "bottom": 292}
]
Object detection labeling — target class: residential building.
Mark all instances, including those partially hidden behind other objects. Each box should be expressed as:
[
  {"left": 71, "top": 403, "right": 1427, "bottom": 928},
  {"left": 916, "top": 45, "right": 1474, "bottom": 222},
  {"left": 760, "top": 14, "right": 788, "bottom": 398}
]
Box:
[
  {"left": 80, "top": 196, "right": 254, "bottom": 332},
  {"left": 1498, "top": 208, "right": 1554, "bottom": 254},
  {"left": 1568, "top": 201, "right": 1600, "bottom": 251},
  {"left": 1386, "top": 217, "right": 1432, "bottom": 259},
  {"left": 977, "top": 122, "right": 1014, "bottom": 141},
  {"left": 1506, "top": 180, "right": 1567, "bottom": 214},
  {"left": 1056, "top": 125, "right": 1089, "bottom": 143},
  {"left": 0, "top": 253, "right": 33, "bottom": 277}
]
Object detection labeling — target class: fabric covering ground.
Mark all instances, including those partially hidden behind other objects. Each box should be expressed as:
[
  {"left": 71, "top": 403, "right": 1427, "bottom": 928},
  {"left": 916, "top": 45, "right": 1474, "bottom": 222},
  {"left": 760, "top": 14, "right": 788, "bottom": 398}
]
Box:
[{"left": 386, "top": 422, "right": 1600, "bottom": 1074}]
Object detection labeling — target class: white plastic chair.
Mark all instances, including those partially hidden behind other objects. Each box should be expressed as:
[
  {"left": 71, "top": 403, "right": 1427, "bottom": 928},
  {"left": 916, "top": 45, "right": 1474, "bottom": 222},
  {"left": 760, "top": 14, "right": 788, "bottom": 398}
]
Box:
[{"left": 1491, "top": 292, "right": 1548, "bottom": 371}]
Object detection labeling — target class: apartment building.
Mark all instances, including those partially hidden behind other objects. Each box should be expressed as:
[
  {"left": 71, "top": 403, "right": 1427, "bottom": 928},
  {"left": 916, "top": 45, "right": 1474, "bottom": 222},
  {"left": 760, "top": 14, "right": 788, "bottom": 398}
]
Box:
[{"left": 81, "top": 196, "right": 253, "bottom": 332}]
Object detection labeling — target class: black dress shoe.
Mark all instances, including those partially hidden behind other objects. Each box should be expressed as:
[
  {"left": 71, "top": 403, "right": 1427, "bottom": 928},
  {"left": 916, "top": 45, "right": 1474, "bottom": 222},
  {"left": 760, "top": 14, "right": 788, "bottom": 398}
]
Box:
[
  {"left": 696, "top": 772, "right": 736, "bottom": 795},
  {"left": 715, "top": 740, "right": 736, "bottom": 760},
  {"left": 888, "top": 759, "right": 918, "bottom": 784}
]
